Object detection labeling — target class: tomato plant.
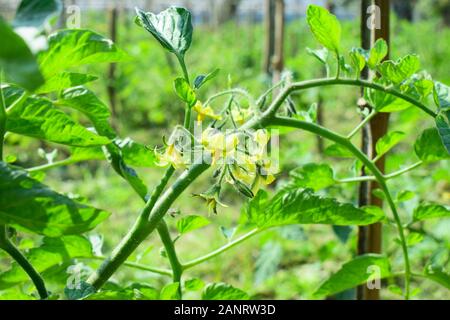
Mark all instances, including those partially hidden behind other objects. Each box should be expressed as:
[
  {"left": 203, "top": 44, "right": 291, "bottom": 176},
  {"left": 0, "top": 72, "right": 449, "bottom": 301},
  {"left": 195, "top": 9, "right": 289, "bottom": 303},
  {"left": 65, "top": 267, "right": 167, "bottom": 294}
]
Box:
[{"left": 0, "top": 1, "right": 449, "bottom": 300}]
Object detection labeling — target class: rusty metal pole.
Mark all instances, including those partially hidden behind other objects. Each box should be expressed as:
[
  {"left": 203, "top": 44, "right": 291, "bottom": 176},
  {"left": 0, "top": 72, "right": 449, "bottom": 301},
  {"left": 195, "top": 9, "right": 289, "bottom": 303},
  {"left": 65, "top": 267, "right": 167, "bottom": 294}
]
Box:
[{"left": 272, "top": 0, "right": 285, "bottom": 84}]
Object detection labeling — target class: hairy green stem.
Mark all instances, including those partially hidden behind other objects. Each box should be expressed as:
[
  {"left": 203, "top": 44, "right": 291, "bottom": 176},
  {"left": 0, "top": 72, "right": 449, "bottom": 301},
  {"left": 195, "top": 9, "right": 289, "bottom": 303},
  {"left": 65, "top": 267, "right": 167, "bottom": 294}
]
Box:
[
  {"left": 347, "top": 109, "right": 377, "bottom": 139},
  {"left": 26, "top": 158, "right": 77, "bottom": 173},
  {"left": 337, "top": 175, "right": 376, "bottom": 184},
  {"left": 0, "top": 226, "right": 48, "bottom": 299},
  {"left": 270, "top": 116, "right": 412, "bottom": 300},
  {"left": 384, "top": 161, "right": 423, "bottom": 180},
  {"left": 182, "top": 228, "right": 262, "bottom": 270},
  {"left": 87, "top": 162, "right": 209, "bottom": 289},
  {"left": 88, "top": 256, "right": 172, "bottom": 276}
]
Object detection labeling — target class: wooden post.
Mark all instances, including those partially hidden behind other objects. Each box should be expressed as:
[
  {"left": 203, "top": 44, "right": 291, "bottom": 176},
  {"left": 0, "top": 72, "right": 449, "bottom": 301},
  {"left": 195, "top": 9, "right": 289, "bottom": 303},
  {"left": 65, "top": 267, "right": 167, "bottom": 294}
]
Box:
[
  {"left": 357, "top": 0, "right": 374, "bottom": 300},
  {"left": 107, "top": 3, "right": 119, "bottom": 128},
  {"left": 357, "top": 0, "right": 391, "bottom": 300},
  {"left": 263, "top": 0, "right": 275, "bottom": 75},
  {"left": 272, "top": 0, "right": 285, "bottom": 84}
]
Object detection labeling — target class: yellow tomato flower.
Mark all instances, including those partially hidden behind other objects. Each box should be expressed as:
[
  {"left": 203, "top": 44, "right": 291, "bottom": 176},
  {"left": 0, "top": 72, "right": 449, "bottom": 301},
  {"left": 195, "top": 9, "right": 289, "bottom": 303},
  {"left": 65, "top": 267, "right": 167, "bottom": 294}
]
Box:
[
  {"left": 193, "top": 101, "right": 222, "bottom": 122},
  {"left": 155, "top": 143, "right": 186, "bottom": 170},
  {"left": 201, "top": 128, "right": 239, "bottom": 165},
  {"left": 231, "top": 108, "right": 251, "bottom": 125}
]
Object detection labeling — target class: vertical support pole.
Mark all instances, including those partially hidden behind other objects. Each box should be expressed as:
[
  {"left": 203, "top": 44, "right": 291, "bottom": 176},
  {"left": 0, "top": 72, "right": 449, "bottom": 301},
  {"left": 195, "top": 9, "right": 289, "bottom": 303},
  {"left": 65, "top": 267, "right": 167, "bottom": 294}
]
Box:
[
  {"left": 108, "top": 2, "right": 119, "bottom": 128},
  {"left": 272, "top": 0, "right": 285, "bottom": 84},
  {"left": 358, "top": 0, "right": 391, "bottom": 300},
  {"left": 263, "top": 0, "right": 275, "bottom": 76}
]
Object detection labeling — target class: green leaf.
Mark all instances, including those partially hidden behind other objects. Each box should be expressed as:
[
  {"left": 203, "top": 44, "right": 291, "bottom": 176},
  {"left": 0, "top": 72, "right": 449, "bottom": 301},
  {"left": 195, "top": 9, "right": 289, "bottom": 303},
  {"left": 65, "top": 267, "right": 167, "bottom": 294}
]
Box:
[
  {"left": 160, "top": 282, "right": 180, "bottom": 300},
  {"left": 324, "top": 143, "right": 353, "bottom": 158},
  {"left": 176, "top": 215, "right": 210, "bottom": 235},
  {"left": 184, "top": 278, "right": 205, "bottom": 291},
  {"left": 84, "top": 284, "right": 158, "bottom": 300},
  {"left": 194, "top": 68, "right": 220, "bottom": 89},
  {"left": 413, "top": 203, "right": 450, "bottom": 222},
  {"left": 349, "top": 48, "right": 366, "bottom": 74},
  {"left": 173, "top": 78, "right": 196, "bottom": 107},
  {"left": 375, "top": 131, "right": 405, "bottom": 158},
  {"left": 13, "top": 0, "right": 62, "bottom": 28},
  {"left": 115, "top": 138, "right": 157, "bottom": 168},
  {"left": 0, "top": 162, "right": 110, "bottom": 237},
  {"left": 433, "top": 81, "right": 450, "bottom": 111},
  {"left": 245, "top": 189, "right": 385, "bottom": 229},
  {"left": 314, "top": 254, "right": 391, "bottom": 297},
  {"left": 436, "top": 114, "right": 450, "bottom": 154},
  {"left": 36, "top": 72, "right": 98, "bottom": 94},
  {"left": 424, "top": 265, "right": 450, "bottom": 290},
  {"left": 135, "top": 6, "right": 193, "bottom": 58},
  {"left": 0, "top": 18, "right": 44, "bottom": 91},
  {"left": 306, "top": 5, "right": 341, "bottom": 53},
  {"left": 396, "top": 190, "right": 415, "bottom": 202},
  {"left": 59, "top": 86, "right": 113, "bottom": 137},
  {"left": 306, "top": 47, "right": 329, "bottom": 65},
  {"left": 378, "top": 54, "right": 420, "bottom": 85},
  {"left": 289, "top": 163, "right": 335, "bottom": 191},
  {"left": 6, "top": 95, "right": 110, "bottom": 147},
  {"left": 414, "top": 127, "right": 450, "bottom": 162},
  {"left": 254, "top": 241, "right": 283, "bottom": 285},
  {"left": 202, "top": 282, "right": 249, "bottom": 300},
  {"left": 65, "top": 281, "right": 96, "bottom": 300},
  {"left": 365, "top": 86, "right": 412, "bottom": 112},
  {"left": 406, "top": 232, "right": 424, "bottom": 246},
  {"left": 38, "top": 29, "right": 128, "bottom": 78},
  {"left": 367, "top": 39, "right": 388, "bottom": 69},
  {"left": 0, "top": 235, "right": 92, "bottom": 289}
]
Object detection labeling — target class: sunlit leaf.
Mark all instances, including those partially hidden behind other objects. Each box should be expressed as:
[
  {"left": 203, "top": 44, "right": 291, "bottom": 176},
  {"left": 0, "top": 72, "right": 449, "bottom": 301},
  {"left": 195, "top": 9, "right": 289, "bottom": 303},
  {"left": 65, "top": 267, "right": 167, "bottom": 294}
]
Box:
[
  {"left": 36, "top": 72, "right": 98, "bottom": 94},
  {"left": 367, "top": 39, "right": 388, "bottom": 69},
  {"left": 176, "top": 215, "right": 210, "bottom": 235},
  {"left": 306, "top": 5, "right": 341, "bottom": 53},
  {"left": 244, "top": 189, "right": 385, "bottom": 229},
  {"left": 202, "top": 282, "right": 249, "bottom": 300},
  {"left": 413, "top": 203, "right": 450, "bottom": 222},
  {"left": 314, "top": 254, "right": 391, "bottom": 297},
  {"left": 0, "top": 163, "right": 110, "bottom": 237},
  {"left": 173, "top": 78, "right": 196, "bottom": 107},
  {"left": 378, "top": 54, "right": 420, "bottom": 85},
  {"left": 414, "top": 127, "right": 450, "bottom": 162},
  {"left": 289, "top": 163, "right": 335, "bottom": 191},
  {"left": 160, "top": 282, "right": 180, "bottom": 300},
  {"left": 0, "top": 18, "right": 44, "bottom": 91},
  {"left": 135, "top": 6, "right": 193, "bottom": 58},
  {"left": 375, "top": 131, "right": 405, "bottom": 158}
]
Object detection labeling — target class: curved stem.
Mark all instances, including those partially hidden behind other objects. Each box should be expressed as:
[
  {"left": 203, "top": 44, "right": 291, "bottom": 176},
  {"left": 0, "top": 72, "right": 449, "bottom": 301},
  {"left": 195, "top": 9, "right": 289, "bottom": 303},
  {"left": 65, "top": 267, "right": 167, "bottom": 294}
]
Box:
[
  {"left": 88, "top": 256, "right": 172, "bottom": 276},
  {"left": 269, "top": 116, "right": 411, "bottom": 300},
  {"left": 337, "top": 175, "right": 376, "bottom": 184},
  {"left": 384, "top": 161, "right": 423, "bottom": 180},
  {"left": 26, "top": 158, "right": 77, "bottom": 173},
  {"left": 347, "top": 109, "right": 377, "bottom": 139},
  {"left": 182, "top": 228, "right": 262, "bottom": 270},
  {"left": 157, "top": 221, "right": 183, "bottom": 298},
  {"left": 205, "top": 88, "right": 255, "bottom": 108},
  {"left": 263, "top": 78, "right": 436, "bottom": 119},
  {"left": 0, "top": 226, "right": 48, "bottom": 299}
]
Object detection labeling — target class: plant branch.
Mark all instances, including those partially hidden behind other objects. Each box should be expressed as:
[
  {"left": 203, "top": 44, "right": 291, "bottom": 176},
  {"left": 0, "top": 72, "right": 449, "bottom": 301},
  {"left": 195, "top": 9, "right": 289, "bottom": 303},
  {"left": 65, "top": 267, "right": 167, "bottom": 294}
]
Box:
[
  {"left": 0, "top": 226, "right": 48, "bottom": 299},
  {"left": 182, "top": 228, "right": 262, "bottom": 270},
  {"left": 87, "top": 256, "right": 172, "bottom": 276},
  {"left": 347, "top": 109, "right": 377, "bottom": 139},
  {"left": 384, "top": 161, "right": 423, "bottom": 180}
]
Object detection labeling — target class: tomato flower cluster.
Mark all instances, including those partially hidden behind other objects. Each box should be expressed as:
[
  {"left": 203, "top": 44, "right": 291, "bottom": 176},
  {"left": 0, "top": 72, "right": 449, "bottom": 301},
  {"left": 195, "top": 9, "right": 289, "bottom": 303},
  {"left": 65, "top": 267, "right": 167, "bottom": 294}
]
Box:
[{"left": 155, "top": 100, "right": 278, "bottom": 213}]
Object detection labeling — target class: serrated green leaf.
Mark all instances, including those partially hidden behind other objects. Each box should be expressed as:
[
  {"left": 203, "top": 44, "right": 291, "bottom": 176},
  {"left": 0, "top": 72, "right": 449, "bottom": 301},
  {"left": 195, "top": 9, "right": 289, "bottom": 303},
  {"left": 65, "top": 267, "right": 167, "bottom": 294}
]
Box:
[
  {"left": 37, "top": 72, "right": 98, "bottom": 94},
  {"left": 176, "top": 215, "right": 210, "bottom": 235},
  {"left": 254, "top": 241, "right": 283, "bottom": 285},
  {"left": 13, "top": 0, "right": 61, "bottom": 28},
  {"left": 378, "top": 54, "right": 420, "bottom": 85},
  {"left": 314, "top": 254, "right": 391, "bottom": 297},
  {"left": 6, "top": 95, "right": 110, "bottom": 147},
  {"left": 435, "top": 114, "right": 450, "bottom": 154},
  {"left": 433, "top": 81, "right": 450, "bottom": 111},
  {"left": 349, "top": 48, "right": 366, "bottom": 74},
  {"left": 365, "top": 87, "right": 412, "bottom": 112},
  {"left": 367, "top": 39, "right": 388, "bottom": 69},
  {"left": 0, "top": 18, "right": 44, "bottom": 91},
  {"left": 0, "top": 163, "right": 110, "bottom": 236},
  {"left": 0, "top": 235, "right": 92, "bottom": 289},
  {"left": 306, "top": 5, "right": 341, "bottom": 53},
  {"left": 414, "top": 127, "right": 450, "bottom": 162},
  {"left": 173, "top": 78, "right": 196, "bottom": 106},
  {"left": 160, "top": 282, "right": 180, "bottom": 300},
  {"left": 245, "top": 189, "right": 385, "bottom": 229},
  {"left": 194, "top": 68, "right": 220, "bottom": 89},
  {"left": 84, "top": 284, "right": 158, "bottom": 300},
  {"left": 375, "top": 131, "right": 405, "bottom": 158},
  {"left": 413, "top": 203, "right": 450, "bottom": 222},
  {"left": 135, "top": 6, "right": 192, "bottom": 58},
  {"left": 202, "top": 282, "right": 249, "bottom": 300},
  {"left": 115, "top": 138, "right": 157, "bottom": 167},
  {"left": 424, "top": 265, "right": 450, "bottom": 290},
  {"left": 324, "top": 143, "right": 353, "bottom": 158},
  {"left": 38, "top": 29, "right": 127, "bottom": 78},
  {"left": 289, "top": 163, "right": 335, "bottom": 191},
  {"left": 184, "top": 278, "right": 205, "bottom": 291}
]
